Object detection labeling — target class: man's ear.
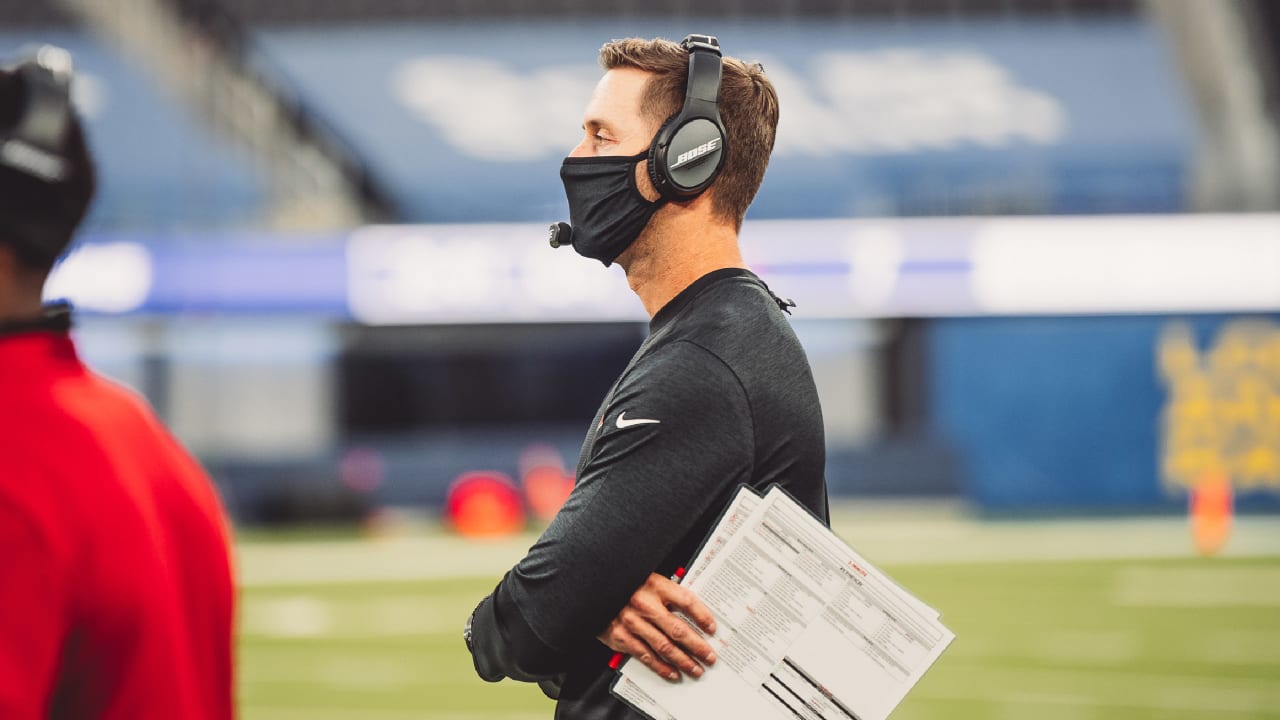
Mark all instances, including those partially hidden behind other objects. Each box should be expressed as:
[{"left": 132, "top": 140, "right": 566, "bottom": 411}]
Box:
[{"left": 633, "top": 157, "right": 663, "bottom": 204}]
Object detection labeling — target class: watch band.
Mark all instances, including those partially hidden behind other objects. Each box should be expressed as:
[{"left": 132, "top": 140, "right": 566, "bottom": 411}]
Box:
[{"left": 463, "top": 607, "right": 476, "bottom": 653}]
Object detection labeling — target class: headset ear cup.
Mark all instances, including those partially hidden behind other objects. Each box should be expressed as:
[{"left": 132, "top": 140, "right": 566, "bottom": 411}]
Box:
[
  {"left": 647, "top": 114, "right": 681, "bottom": 200},
  {"left": 649, "top": 117, "right": 727, "bottom": 201},
  {"left": 662, "top": 119, "right": 727, "bottom": 199}
]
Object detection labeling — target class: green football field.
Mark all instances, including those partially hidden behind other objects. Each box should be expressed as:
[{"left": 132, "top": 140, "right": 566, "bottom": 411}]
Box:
[{"left": 235, "top": 506, "right": 1280, "bottom": 720}]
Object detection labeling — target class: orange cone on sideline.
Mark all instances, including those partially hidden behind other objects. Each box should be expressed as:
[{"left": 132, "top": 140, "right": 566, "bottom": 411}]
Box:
[{"left": 445, "top": 471, "right": 526, "bottom": 538}]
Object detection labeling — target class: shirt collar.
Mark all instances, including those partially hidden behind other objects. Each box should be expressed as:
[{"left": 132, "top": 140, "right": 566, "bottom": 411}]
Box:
[
  {"left": 649, "top": 267, "right": 759, "bottom": 333},
  {"left": 0, "top": 330, "right": 81, "bottom": 376}
]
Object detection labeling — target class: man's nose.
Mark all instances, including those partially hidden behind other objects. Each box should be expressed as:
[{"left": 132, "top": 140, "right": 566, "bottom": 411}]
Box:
[{"left": 568, "top": 136, "right": 592, "bottom": 158}]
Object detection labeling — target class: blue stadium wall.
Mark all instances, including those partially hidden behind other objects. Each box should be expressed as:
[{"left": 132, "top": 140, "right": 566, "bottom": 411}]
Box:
[{"left": 928, "top": 315, "right": 1280, "bottom": 513}]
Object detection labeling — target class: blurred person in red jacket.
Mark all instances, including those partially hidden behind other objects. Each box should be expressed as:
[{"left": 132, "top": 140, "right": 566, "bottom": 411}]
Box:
[{"left": 0, "top": 46, "right": 235, "bottom": 719}]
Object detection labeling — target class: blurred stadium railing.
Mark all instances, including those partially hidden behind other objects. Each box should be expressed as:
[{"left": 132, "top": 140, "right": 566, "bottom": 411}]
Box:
[{"left": 54, "top": 0, "right": 399, "bottom": 228}]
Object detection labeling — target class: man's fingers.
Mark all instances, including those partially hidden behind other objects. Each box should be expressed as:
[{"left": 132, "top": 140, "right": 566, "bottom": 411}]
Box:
[
  {"left": 666, "top": 614, "right": 716, "bottom": 666},
  {"left": 621, "top": 610, "right": 696, "bottom": 672},
  {"left": 626, "top": 576, "right": 718, "bottom": 665},
  {"left": 671, "top": 594, "right": 717, "bottom": 637},
  {"left": 628, "top": 617, "right": 704, "bottom": 678},
  {"left": 610, "top": 631, "right": 679, "bottom": 681},
  {"left": 630, "top": 591, "right": 669, "bottom": 618},
  {"left": 601, "top": 573, "right": 719, "bottom": 678},
  {"left": 598, "top": 625, "right": 678, "bottom": 681},
  {"left": 652, "top": 579, "right": 718, "bottom": 637},
  {"left": 621, "top": 604, "right": 714, "bottom": 666}
]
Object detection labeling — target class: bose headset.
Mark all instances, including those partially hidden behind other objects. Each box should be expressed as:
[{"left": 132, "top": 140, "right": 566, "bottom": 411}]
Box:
[
  {"left": 648, "top": 33, "right": 728, "bottom": 201},
  {"left": 0, "top": 45, "right": 74, "bottom": 187}
]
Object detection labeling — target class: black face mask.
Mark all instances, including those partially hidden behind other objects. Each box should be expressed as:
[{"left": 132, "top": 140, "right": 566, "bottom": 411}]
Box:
[{"left": 559, "top": 151, "right": 668, "bottom": 266}]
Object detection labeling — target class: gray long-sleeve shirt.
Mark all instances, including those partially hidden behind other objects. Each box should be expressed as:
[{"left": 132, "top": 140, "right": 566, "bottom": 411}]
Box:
[{"left": 467, "top": 268, "right": 829, "bottom": 719}]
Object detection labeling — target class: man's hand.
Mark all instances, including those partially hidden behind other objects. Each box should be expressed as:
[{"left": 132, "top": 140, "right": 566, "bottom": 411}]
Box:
[{"left": 596, "top": 572, "right": 717, "bottom": 681}]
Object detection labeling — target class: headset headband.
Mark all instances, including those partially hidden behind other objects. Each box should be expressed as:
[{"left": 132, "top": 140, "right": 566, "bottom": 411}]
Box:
[{"left": 680, "top": 34, "right": 722, "bottom": 120}]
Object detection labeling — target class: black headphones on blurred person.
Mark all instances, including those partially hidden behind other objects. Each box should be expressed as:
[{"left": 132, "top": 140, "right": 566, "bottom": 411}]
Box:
[
  {"left": 0, "top": 45, "right": 91, "bottom": 273},
  {"left": 0, "top": 46, "right": 82, "bottom": 338},
  {"left": 0, "top": 45, "right": 74, "bottom": 186},
  {"left": 647, "top": 34, "right": 728, "bottom": 201}
]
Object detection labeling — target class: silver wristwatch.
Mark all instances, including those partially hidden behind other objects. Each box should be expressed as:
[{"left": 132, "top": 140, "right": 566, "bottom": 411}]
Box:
[{"left": 463, "top": 609, "right": 475, "bottom": 652}]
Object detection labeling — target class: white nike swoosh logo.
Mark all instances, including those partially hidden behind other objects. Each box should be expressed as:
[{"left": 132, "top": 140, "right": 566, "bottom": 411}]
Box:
[{"left": 616, "top": 412, "right": 661, "bottom": 429}]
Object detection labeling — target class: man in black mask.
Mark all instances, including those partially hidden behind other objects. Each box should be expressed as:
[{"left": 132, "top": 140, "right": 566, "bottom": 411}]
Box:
[{"left": 465, "top": 36, "right": 829, "bottom": 720}]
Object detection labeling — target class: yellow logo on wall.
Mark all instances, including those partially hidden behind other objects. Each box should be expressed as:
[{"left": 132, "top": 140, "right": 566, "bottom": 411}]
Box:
[{"left": 1158, "top": 318, "right": 1280, "bottom": 493}]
